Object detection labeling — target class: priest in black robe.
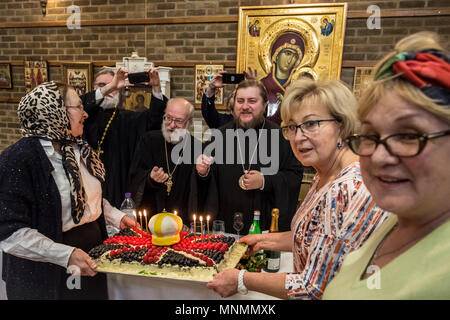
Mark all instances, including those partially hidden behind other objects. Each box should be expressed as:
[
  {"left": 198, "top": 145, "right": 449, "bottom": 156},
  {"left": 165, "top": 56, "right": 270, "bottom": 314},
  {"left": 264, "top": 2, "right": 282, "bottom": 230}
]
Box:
[
  {"left": 196, "top": 80, "right": 303, "bottom": 233},
  {"left": 81, "top": 68, "right": 167, "bottom": 208},
  {"left": 128, "top": 98, "right": 205, "bottom": 223}
]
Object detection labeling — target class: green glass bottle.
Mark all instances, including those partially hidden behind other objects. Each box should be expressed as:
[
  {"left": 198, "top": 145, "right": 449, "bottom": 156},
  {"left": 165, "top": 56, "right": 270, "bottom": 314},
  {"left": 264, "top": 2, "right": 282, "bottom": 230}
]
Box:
[
  {"left": 248, "top": 210, "right": 261, "bottom": 235},
  {"left": 263, "top": 208, "right": 281, "bottom": 273}
]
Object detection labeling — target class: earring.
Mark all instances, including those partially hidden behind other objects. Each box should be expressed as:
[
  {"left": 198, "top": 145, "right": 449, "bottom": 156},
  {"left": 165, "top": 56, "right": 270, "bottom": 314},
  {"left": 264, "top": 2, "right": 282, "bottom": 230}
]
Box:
[{"left": 337, "top": 140, "right": 343, "bottom": 150}]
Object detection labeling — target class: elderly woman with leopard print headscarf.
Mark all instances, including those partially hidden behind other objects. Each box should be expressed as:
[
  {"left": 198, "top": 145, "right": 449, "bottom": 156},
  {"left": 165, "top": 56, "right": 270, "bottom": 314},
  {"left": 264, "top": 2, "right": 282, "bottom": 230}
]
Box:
[{"left": 0, "top": 82, "right": 136, "bottom": 300}]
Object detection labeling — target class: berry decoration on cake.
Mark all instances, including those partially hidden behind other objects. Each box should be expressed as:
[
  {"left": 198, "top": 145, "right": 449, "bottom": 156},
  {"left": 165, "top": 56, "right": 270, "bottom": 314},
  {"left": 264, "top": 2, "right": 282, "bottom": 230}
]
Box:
[{"left": 89, "top": 212, "right": 247, "bottom": 281}]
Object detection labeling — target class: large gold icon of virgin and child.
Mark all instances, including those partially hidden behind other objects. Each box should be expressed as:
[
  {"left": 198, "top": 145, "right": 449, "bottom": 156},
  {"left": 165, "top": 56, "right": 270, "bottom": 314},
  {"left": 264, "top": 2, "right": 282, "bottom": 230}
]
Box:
[
  {"left": 238, "top": 5, "right": 346, "bottom": 117},
  {"left": 257, "top": 18, "right": 320, "bottom": 116}
]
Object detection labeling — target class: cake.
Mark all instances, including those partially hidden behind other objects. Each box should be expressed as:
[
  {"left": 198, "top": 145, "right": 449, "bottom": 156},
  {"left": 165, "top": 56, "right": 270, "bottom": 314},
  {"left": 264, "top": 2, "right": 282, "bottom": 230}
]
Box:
[{"left": 88, "top": 212, "right": 247, "bottom": 282}]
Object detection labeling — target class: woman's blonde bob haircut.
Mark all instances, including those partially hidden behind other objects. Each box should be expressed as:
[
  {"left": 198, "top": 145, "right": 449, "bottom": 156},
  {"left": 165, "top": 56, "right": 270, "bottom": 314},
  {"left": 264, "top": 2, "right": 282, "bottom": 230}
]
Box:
[
  {"left": 358, "top": 32, "right": 450, "bottom": 125},
  {"left": 281, "top": 78, "right": 359, "bottom": 140}
]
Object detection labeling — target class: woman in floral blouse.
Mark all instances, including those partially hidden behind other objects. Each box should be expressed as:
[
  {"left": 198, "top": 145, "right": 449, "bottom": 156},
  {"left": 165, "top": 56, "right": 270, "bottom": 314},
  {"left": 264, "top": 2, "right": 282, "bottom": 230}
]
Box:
[{"left": 207, "top": 78, "right": 389, "bottom": 299}]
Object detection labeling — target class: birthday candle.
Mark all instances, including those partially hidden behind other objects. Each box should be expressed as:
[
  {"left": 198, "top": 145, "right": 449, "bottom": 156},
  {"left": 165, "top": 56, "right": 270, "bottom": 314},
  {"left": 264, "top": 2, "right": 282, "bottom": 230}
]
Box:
[
  {"left": 143, "top": 210, "right": 148, "bottom": 233},
  {"left": 133, "top": 210, "right": 138, "bottom": 235},
  {"left": 200, "top": 216, "right": 204, "bottom": 242},
  {"left": 139, "top": 211, "right": 143, "bottom": 232},
  {"left": 207, "top": 215, "right": 210, "bottom": 241},
  {"left": 193, "top": 214, "right": 196, "bottom": 236}
]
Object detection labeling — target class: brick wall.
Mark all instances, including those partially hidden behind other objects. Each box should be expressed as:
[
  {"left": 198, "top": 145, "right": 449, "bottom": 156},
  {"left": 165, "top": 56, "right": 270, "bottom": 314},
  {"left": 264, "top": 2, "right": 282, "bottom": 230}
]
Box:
[{"left": 0, "top": 0, "right": 449, "bottom": 151}]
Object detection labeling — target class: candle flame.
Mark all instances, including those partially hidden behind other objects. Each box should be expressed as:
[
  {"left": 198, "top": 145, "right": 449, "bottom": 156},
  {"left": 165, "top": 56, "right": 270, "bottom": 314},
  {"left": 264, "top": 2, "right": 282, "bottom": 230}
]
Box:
[{"left": 200, "top": 216, "right": 203, "bottom": 222}]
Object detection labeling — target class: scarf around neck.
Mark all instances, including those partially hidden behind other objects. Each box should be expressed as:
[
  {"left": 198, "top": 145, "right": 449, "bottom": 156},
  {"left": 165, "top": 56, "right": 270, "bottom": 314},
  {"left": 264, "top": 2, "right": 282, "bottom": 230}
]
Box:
[{"left": 17, "top": 81, "right": 105, "bottom": 224}]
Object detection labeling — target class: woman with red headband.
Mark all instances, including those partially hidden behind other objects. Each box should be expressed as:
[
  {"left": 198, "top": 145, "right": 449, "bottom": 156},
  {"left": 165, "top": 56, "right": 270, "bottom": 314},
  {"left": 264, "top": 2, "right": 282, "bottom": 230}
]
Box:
[{"left": 323, "top": 32, "right": 450, "bottom": 299}]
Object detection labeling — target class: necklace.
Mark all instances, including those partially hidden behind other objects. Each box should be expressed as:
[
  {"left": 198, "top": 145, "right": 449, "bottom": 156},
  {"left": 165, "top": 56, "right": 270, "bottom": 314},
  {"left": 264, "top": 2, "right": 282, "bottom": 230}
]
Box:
[
  {"left": 371, "top": 223, "right": 427, "bottom": 264},
  {"left": 96, "top": 109, "right": 117, "bottom": 156},
  {"left": 236, "top": 119, "right": 265, "bottom": 190},
  {"left": 163, "top": 136, "right": 188, "bottom": 195}
]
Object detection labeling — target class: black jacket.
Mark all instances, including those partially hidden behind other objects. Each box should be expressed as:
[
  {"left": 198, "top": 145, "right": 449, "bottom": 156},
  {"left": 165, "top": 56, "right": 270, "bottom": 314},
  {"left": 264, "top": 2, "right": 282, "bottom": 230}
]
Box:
[{"left": 0, "top": 137, "right": 107, "bottom": 299}]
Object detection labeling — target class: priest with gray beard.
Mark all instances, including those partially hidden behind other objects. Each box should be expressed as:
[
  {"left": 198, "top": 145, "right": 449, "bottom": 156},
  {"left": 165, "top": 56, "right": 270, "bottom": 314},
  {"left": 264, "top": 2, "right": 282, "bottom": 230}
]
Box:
[
  {"left": 80, "top": 67, "right": 168, "bottom": 208},
  {"left": 128, "top": 98, "right": 206, "bottom": 223}
]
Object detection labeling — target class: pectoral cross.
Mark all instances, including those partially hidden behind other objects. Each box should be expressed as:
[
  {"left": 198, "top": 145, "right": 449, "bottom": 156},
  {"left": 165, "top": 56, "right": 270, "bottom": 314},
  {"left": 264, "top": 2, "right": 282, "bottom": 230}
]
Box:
[
  {"left": 96, "top": 148, "right": 104, "bottom": 156},
  {"left": 165, "top": 175, "right": 173, "bottom": 195}
]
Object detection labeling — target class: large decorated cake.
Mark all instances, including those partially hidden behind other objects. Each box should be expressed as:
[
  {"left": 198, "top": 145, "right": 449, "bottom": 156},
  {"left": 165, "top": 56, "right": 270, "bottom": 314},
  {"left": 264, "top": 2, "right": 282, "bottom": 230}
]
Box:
[{"left": 88, "top": 212, "right": 247, "bottom": 282}]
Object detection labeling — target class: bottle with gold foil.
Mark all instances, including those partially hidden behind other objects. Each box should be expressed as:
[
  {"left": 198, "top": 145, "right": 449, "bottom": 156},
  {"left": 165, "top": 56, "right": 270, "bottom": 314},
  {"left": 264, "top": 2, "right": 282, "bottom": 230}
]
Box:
[{"left": 263, "top": 208, "right": 280, "bottom": 273}]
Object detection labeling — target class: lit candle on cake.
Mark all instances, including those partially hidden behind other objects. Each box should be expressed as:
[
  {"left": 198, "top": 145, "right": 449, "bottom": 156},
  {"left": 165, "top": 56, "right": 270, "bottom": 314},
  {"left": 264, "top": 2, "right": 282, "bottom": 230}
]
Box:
[
  {"left": 200, "top": 215, "right": 204, "bottom": 242},
  {"left": 133, "top": 210, "right": 138, "bottom": 235},
  {"left": 193, "top": 214, "right": 196, "bottom": 236},
  {"left": 207, "top": 215, "right": 210, "bottom": 241},
  {"left": 139, "top": 211, "right": 143, "bottom": 232},
  {"left": 143, "top": 210, "right": 148, "bottom": 233}
]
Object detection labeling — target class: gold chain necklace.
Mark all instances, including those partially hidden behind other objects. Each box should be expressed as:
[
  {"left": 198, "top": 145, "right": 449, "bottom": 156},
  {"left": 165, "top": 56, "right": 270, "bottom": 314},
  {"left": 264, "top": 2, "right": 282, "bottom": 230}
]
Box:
[
  {"left": 164, "top": 136, "right": 188, "bottom": 195},
  {"left": 96, "top": 109, "right": 117, "bottom": 156}
]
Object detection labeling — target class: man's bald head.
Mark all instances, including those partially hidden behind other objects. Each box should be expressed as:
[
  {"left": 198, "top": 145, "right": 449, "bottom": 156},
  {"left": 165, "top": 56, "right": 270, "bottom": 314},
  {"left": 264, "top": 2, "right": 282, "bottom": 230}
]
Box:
[
  {"left": 166, "top": 98, "right": 194, "bottom": 128},
  {"left": 162, "top": 98, "right": 194, "bottom": 143}
]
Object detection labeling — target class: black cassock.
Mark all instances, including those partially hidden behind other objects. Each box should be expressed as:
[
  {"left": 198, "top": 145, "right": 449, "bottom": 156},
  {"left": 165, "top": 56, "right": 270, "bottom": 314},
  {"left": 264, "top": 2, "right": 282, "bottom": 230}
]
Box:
[
  {"left": 128, "top": 130, "right": 207, "bottom": 223},
  {"left": 202, "top": 120, "right": 303, "bottom": 234},
  {"left": 81, "top": 91, "right": 167, "bottom": 208}
]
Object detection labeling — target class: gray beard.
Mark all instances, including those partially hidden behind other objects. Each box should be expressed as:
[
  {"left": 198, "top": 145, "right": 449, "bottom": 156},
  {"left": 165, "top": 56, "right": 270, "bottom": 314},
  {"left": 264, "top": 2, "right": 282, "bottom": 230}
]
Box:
[
  {"left": 100, "top": 93, "right": 120, "bottom": 109},
  {"left": 161, "top": 123, "right": 187, "bottom": 144}
]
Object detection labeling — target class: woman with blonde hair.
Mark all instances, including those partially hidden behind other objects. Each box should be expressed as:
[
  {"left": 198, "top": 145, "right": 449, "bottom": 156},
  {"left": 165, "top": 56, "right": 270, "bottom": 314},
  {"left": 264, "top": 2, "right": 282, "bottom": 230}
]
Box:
[
  {"left": 323, "top": 32, "right": 450, "bottom": 299},
  {"left": 206, "top": 78, "right": 389, "bottom": 299}
]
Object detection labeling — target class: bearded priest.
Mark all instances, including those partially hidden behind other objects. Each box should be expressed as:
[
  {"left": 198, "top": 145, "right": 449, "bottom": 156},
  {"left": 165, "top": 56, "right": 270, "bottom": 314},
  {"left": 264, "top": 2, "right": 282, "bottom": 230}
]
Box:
[{"left": 128, "top": 98, "right": 205, "bottom": 222}]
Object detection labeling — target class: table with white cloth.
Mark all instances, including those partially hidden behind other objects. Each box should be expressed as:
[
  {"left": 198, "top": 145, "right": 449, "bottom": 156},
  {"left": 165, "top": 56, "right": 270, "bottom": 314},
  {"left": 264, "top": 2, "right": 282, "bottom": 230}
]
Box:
[
  {"left": 1, "top": 238, "right": 294, "bottom": 300},
  {"left": 0, "top": 251, "right": 6, "bottom": 300},
  {"left": 107, "top": 251, "right": 293, "bottom": 300}
]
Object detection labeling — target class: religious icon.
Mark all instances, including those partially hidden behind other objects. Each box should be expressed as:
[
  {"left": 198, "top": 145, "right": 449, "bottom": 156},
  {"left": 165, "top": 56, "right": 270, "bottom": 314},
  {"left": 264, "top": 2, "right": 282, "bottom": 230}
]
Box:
[
  {"left": 61, "top": 62, "right": 93, "bottom": 96},
  {"left": 122, "top": 87, "right": 152, "bottom": 112},
  {"left": 248, "top": 19, "right": 261, "bottom": 37},
  {"left": 0, "top": 64, "right": 12, "bottom": 89},
  {"left": 194, "top": 64, "right": 224, "bottom": 108},
  {"left": 237, "top": 4, "right": 347, "bottom": 115},
  {"left": 320, "top": 16, "right": 335, "bottom": 36},
  {"left": 24, "top": 60, "right": 48, "bottom": 93},
  {"left": 353, "top": 67, "right": 374, "bottom": 98}
]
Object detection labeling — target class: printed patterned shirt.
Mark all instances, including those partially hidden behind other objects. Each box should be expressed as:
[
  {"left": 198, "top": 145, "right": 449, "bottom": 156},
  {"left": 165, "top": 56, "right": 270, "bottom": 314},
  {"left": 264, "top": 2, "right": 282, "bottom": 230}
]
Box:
[{"left": 285, "top": 162, "right": 389, "bottom": 299}]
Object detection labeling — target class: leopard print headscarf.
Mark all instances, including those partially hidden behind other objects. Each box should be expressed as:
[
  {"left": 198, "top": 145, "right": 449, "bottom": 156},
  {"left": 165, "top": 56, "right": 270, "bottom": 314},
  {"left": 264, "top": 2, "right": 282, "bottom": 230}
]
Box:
[{"left": 18, "top": 81, "right": 105, "bottom": 224}]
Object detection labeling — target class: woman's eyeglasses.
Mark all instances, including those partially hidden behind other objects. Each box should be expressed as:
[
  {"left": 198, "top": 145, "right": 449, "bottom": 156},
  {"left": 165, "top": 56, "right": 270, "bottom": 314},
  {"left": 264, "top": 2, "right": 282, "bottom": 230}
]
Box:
[
  {"left": 66, "top": 105, "right": 85, "bottom": 113},
  {"left": 281, "top": 119, "right": 337, "bottom": 140},
  {"left": 346, "top": 129, "right": 450, "bottom": 157}
]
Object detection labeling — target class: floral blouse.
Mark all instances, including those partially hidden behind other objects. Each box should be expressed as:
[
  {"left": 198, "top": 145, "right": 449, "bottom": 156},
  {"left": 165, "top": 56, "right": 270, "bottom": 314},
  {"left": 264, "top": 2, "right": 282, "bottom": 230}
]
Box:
[{"left": 285, "top": 162, "right": 389, "bottom": 299}]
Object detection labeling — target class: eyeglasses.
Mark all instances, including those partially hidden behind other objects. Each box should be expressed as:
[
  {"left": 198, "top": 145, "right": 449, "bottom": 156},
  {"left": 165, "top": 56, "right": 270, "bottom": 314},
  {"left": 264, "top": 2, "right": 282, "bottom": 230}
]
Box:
[
  {"left": 66, "top": 105, "right": 85, "bottom": 113},
  {"left": 95, "top": 82, "right": 107, "bottom": 88},
  {"left": 346, "top": 129, "right": 450, "bottom": 157},
  {"left": 163, "top": 114, "right": 186, "bottom": 126},
  {"left": 281, "top": 119, "right": 337, "bottom": 140}
]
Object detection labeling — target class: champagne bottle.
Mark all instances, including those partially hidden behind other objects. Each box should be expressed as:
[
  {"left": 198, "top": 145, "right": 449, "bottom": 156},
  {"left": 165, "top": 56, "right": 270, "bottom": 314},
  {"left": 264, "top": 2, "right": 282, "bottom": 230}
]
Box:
[{"left": 263, "top": 208, "right": 281, "bottom": 273}]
